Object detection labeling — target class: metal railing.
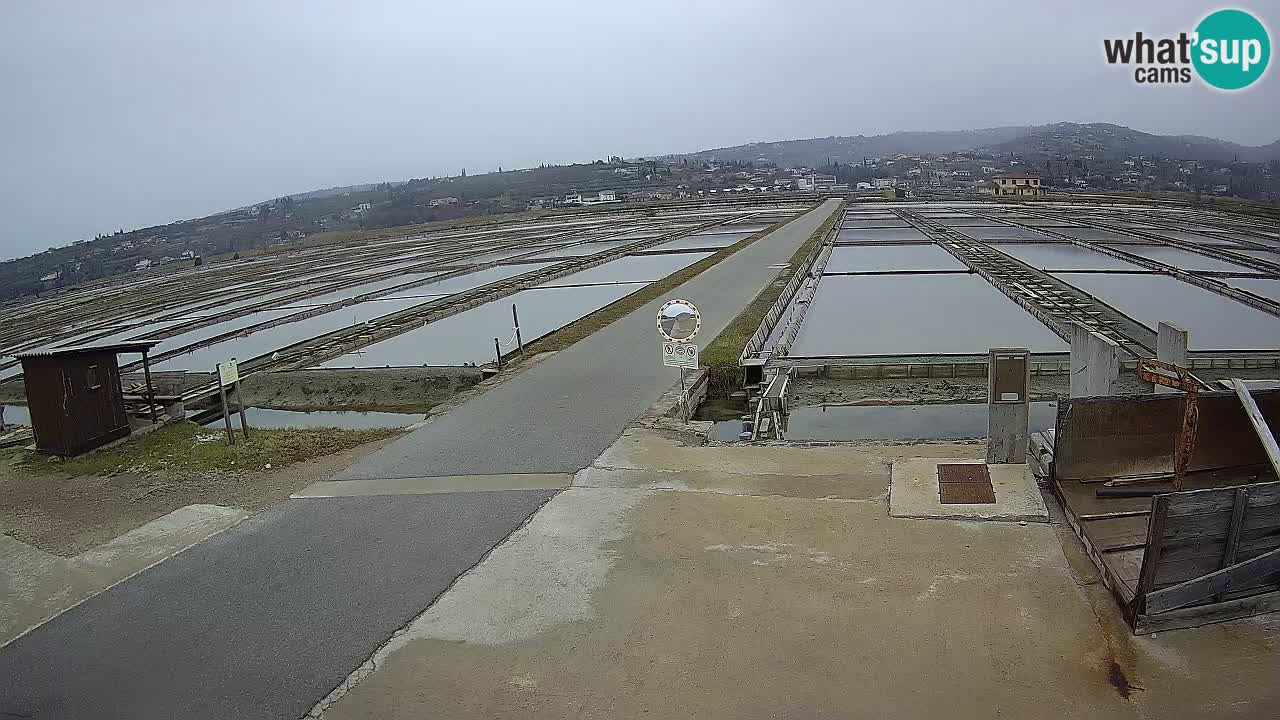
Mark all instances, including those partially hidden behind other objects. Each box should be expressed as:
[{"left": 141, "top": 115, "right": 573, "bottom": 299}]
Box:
[{"left": 739, "top": 209, "right": 842, "bottom": 364}]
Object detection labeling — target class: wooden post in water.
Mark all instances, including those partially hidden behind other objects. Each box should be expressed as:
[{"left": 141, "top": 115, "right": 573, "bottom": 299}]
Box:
[{"left": 494, "top": 337, "right": 503, "bottom": 368}]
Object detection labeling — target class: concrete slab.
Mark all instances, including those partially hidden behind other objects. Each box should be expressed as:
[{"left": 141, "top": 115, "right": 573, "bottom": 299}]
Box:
[
  {"left": 293, "top": 474, "right": 573, "bottom": 498},
  {"left": 1, "top": 504, "right": 248, "bottom": 647},
  {"left": 593, "top": 427, "right": 982, "bottom": 476},
  {"left": 889, "top": 457, "right": 1049, "bottom": 522},
  {"left": 314, "top": 454, "right": 1280, "bottom": 720},
  {"left": 0, "top": 537, "right": 89, "bottom": 649},
  {"left": 71, "top": 504, "right": 250, "bottom": 586},
  {"left": 575, "top": 466, "right": 886, "bottom": 500}
]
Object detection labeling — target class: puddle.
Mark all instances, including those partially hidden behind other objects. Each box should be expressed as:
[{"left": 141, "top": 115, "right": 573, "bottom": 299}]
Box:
[
  {"left": 1, "top": 403, "right": 31, "bottom": 427},
  {"left": 203, "top": 407, "right": 423, "bottom": 430},
  {"left": 780, "top": 401, "right": 1058, "bottom": 441},
  {"left": 693, "top": 395, "right": 750, "bottom": 441}
]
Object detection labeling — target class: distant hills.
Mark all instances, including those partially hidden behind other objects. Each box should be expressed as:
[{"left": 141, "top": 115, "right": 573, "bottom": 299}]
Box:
[
  {"left": 667, "top": 123, "right": 1280, "bottom": 167},
  {"left": 980, "top": 123, "right": 1280, "bottom": 164}
]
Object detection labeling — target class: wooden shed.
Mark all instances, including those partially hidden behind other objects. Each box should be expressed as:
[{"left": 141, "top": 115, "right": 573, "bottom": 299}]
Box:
[{"left": 12, "top": 341, "right": 160, "bottom": 456}]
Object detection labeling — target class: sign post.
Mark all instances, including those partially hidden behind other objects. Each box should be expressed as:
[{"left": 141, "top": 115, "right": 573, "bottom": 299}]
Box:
[
  {"left": 657, "top": 299, "right": 702, "bottom": 421},
  {"left": 216, "top": 358, "right": 249, "bottom": 444},
  {"left": 215, "top": 361, "right": 235, "bottom": 446}
]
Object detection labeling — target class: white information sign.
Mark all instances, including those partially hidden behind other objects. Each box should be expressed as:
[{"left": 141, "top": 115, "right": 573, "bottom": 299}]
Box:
[
  {"left": 662, "top": 341, "right": 699, "bottom": 369},
  {"left": 217, "top": 358, "right": 239, "bottom": 387}
]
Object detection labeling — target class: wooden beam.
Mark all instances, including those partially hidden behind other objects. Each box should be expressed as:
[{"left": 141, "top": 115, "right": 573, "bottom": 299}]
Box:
[
  {"left": 1135, "top": 495, "right": 1169, "bottom": 614},
  {"left": 1216, "top": 487, "right": 1249, "bottom": 602},
  {"left": 1231, "top": 378, "right": 1280, "bottom": 481},
  {"left": 1080, "top": 510, "right": 1152, "bottom": 521},
  {"left": 1145, "top": 545, "right": 1280, "bottom": 614},
  {"left": 1135, "top": 587, "right": 1280, "bottom": 635}
]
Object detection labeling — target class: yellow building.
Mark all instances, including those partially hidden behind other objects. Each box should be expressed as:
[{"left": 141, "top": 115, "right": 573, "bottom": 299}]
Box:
[{"left": 993, "top": 172, "right": 1045, "bottom": 196}]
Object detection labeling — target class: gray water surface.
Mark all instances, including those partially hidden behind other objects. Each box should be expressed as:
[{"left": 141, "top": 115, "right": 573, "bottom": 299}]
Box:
[
  {"left": 1055, "top": 272, "right": 1280, "bottom": 350},
  {"left": 783, "top": 401, "right": 1057, "bottom": 441},
  {"left": 825, "top": 244, "right": 966, "bottom": 273},
  {"left": 0, "top": 404, "right": 30, "bottom": 426},
  {"left": 989, "top": 243, "right": 1144, "bottom": 271},
  {"left": 790, "top": 274, "right": 1066, "bottom": 356}
]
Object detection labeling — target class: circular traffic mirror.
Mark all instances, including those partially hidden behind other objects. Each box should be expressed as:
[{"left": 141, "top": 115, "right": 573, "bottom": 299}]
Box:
[{"left": 657, "top": 299, "right": 700, "bottom": 342}]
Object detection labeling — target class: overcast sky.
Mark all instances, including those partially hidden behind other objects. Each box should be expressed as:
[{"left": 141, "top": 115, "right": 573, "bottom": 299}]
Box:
[{"left": 2, "top": 0, "right": 1276, "bottom": 260}]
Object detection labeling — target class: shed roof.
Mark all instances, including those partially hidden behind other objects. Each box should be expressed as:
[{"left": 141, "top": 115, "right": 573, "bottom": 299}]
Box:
[{"left": 12, "top": 341, "right": 160, "bottom": 360}]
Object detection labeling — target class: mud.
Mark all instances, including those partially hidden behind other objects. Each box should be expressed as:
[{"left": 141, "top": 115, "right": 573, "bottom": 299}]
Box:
[
  {"left": 788, "top": 366, "right": 1280, "bottom": 408},
  {"left": 236, "top": 367, "right": 482, "bottom": 413},
  {"left": 1, "top": 368, "right": 483, "bottom": 413},
  {"left": 789, "top": 375, "right": 1073, "bottom": 407}
]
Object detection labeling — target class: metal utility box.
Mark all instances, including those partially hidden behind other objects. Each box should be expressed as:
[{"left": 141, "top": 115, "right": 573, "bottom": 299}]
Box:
[
  {"left": 987, "top": 347, "right": 1031, "bottom": 464},
  {"left": 13, "top": 342, "right": 159, "bottom": 456}
]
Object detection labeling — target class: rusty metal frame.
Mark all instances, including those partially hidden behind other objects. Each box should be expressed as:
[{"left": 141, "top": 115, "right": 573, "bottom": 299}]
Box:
[{"left": 1138, "top": 358, "right": 1212, "bottom": 490}]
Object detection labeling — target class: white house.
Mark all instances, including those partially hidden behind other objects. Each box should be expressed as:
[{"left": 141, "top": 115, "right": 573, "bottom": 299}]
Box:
[
  {"left": 598, "top": 189, "right": 617, "bottom": 202},
  {"left": 992, "top": 172, "right": 1045, "bottom": 196},
  {"left": 855, "top": 181, "right": 872, "bottom": 190},
  {"left": 872, "top": 177, "right": 895, "bottom": 189},
  {"left": 563, "top": 193, "right": 583, "bottom": 205},
  {"left": 134, "top": 259, "right": 153, "bottom": 271},
  {"left": 796, "top": 174, "right": 836, "bottom": 191}
]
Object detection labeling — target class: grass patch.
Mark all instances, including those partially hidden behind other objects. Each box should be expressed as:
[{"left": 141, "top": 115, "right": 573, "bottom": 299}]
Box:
[
  {"left": 700, "top": 201, "right": 844, "bottom": 388},
  {"left": 18, "top": 421, "right": 401, "bottom": 477},
  {"left": 516, "top": 212, "right": 805, "bottom": 357}
]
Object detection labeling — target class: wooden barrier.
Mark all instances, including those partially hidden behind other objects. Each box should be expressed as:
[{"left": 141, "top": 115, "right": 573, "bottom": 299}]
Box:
[
  {"left": 1053, "top": 390, "right": 1280, "bottom": 482},
  {"left": 1047, "top": 388, "right": 1280, "bottom": 633},
  {"left": 1134, "top": 482, "right": 1280, "bottom": 632}
]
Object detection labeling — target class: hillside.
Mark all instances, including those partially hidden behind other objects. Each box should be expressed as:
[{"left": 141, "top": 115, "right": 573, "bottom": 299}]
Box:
[
  {"left": 669, "top": 123, "right": 1280, "bottom": 167},
  {"left": 666, "top": 127, "right": 1031, "bottom": 167},
  {"left": 980, "top": 123, "right": 1280, "bottom": 163}
]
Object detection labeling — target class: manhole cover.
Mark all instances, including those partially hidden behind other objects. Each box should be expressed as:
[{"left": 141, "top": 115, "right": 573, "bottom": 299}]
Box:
[
  {"left": 939, "top": 482, "right": 997, "bottom": 504},
  {"left": 938, "top": 464, "right": 990, "bottom": 484},
  {"left": 938, "top": 463, "right": 996, "bottom": 504}
]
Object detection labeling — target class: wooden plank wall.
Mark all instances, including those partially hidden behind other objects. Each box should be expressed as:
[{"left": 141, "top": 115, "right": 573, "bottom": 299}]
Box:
[
  {"left": 1133, "top": 481, "right": 1280, "bottom": 631},
  {"left": 1054, "top": 390, "right": 1280, "bottom": 481}
]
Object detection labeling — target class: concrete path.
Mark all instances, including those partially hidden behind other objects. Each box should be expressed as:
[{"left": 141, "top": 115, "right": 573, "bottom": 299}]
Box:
[
  {"left": 334, "top": 199, "right": 840, "bottom": 480},
  {"left": 1, "top": 504, "right": 248, "bottom": 647},
  {"left": 0, "top": 492, "right": 555, "bottom": 720},
  {"left": 0, "top": 201, "right": 838, "bottom": 718}
]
